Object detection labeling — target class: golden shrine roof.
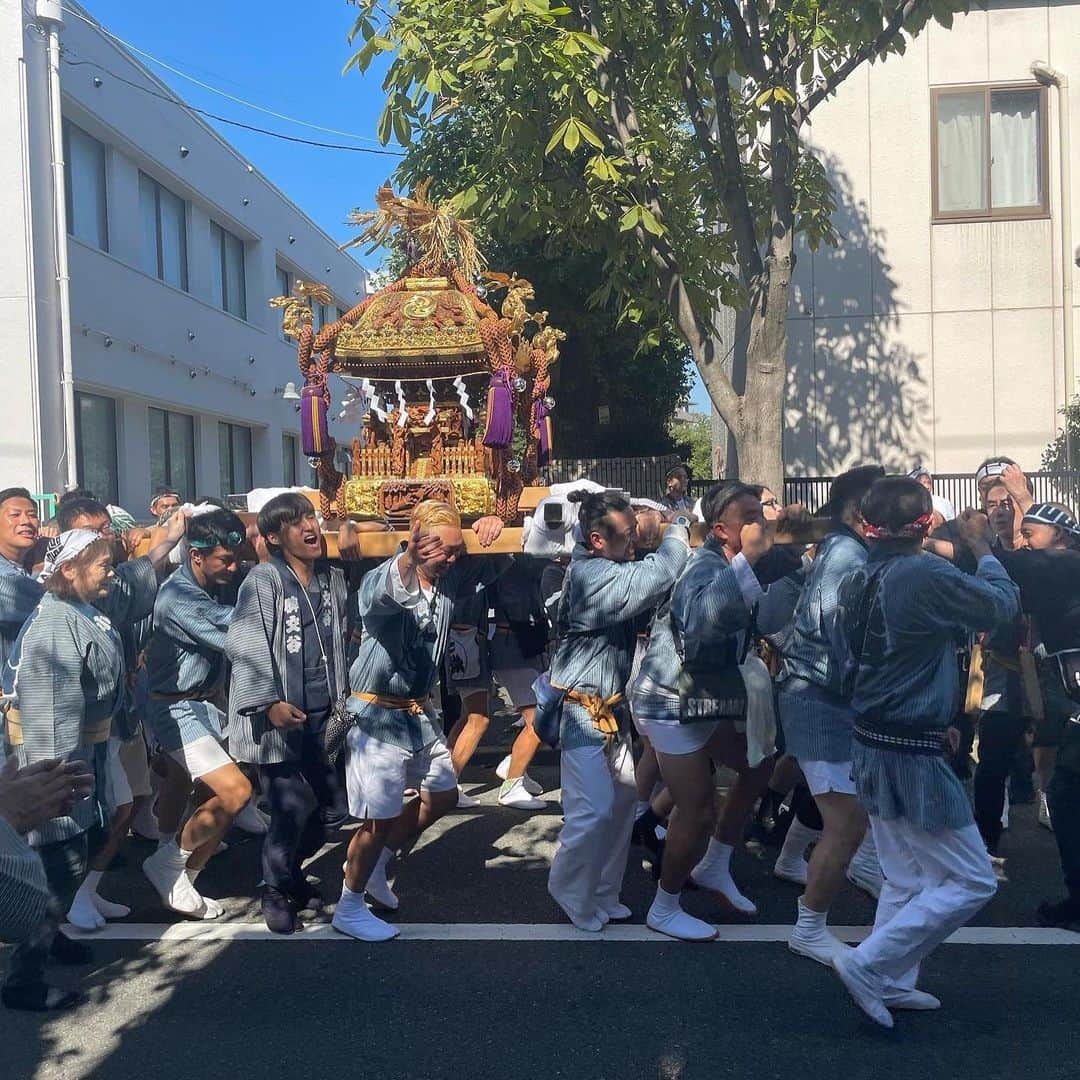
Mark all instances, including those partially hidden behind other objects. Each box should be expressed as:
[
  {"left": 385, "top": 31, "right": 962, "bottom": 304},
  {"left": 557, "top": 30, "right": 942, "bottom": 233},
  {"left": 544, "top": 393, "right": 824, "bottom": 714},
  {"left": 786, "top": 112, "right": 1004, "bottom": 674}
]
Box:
[{"left": 333, "top": 277, "right": 486, "bottom": 375}]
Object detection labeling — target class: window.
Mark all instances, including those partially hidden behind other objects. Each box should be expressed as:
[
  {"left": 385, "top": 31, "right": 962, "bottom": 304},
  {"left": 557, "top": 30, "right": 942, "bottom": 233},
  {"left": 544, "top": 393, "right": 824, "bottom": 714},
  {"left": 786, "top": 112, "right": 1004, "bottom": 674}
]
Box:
[
  {"left": 219, "top": 422, "right": 253, "bottom": 497},
  {"left": 932, "top": 85, "right": 1048, "bottom": 221},
  {"left": 283, "top": 433, "right": 298, "bottom": 487},
  {"left": 313, "top": 301, "right": 332, "bottom": 329},
  {"left": 74, "top": 391, "right": 118, "bottom": 505},
  {"left": 276, "top": 265, "right": 292, "bottom": 342},
  {"left": 63, "top": 121, "right": 108, "bottom": 251},
  {"left": 138, "top": 172, "right": 188, "bottom": 289},
  {"left": 148, "top": 407, "right": 196, "bottom": 500},
  {"left": 211, "top": 221, "right": 247, "bottom": 319}
]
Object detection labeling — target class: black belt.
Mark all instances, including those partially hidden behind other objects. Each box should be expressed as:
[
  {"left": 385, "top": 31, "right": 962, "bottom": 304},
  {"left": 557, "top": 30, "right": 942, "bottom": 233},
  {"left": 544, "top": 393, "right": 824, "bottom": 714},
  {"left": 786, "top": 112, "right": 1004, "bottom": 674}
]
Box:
[{"left": 854, "top": 713, "right": 946, "bottom": 756}]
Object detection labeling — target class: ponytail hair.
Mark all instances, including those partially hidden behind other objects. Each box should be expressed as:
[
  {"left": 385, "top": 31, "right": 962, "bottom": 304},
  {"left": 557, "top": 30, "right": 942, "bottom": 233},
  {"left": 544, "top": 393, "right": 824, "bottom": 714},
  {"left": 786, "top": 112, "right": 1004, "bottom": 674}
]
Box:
[{"left": 567, "top": 489, "right": 632, "bottom": 547}]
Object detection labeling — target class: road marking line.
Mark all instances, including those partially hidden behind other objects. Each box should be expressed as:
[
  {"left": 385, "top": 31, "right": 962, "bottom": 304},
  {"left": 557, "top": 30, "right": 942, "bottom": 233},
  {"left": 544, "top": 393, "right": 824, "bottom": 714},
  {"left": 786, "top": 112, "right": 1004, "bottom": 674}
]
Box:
[{"left": 61, "top": 922, "right": 1080, "bottom": 945}]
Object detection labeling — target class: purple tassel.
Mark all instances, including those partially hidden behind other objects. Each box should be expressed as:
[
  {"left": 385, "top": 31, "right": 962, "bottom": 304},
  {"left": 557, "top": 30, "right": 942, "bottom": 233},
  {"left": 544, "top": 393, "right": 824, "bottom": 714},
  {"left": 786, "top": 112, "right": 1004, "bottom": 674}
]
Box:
[
  {"left": 300, "top": 383, "right": 330, "bottom": 457},
  {"left": 482, "top": 370, "right": 514, "bottom": 449},
  {"left": 533, "top": 398, "right": 552, "bottom": 466}
]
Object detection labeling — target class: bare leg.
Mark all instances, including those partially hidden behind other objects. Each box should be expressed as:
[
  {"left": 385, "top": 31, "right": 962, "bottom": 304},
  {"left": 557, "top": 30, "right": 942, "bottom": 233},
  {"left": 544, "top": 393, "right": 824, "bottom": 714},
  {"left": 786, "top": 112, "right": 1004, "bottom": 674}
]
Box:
[
  {"left": 507, "top": 706, "right": 541, "bottom": 779},
  {"left": 156, "top": 756, "right": 194, "bottom": 840},
  {"left": 88, "top": 802, "right": 135, "bottom": 874},
  {"left": 802, "top": 792, "right": 867, "bottom": 912},
  {"left": 182, "top": 764, "right": 252, "bottom": 872},
  {"left": 448, "top": 690, "right": 490, "bottom": 776},
  {"left": 712, "top": 728, "right": 773, "bottom": 847},
  {"left": 654, "top": 749, "right": 715, "bottom": 893},
  {"left": 635, "top": 737, "right": 662, "bottom": 803}
]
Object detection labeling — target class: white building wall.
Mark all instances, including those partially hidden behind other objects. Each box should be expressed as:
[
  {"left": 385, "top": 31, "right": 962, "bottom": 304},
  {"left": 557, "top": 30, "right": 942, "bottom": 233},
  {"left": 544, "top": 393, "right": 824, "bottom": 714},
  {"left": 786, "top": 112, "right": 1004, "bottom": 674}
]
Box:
[
  {"left": 0, "top": 1, "right": 368, "bottom": 511},
  {"left": 788, "top": 0, "right": 1076, "bottom": 476}
]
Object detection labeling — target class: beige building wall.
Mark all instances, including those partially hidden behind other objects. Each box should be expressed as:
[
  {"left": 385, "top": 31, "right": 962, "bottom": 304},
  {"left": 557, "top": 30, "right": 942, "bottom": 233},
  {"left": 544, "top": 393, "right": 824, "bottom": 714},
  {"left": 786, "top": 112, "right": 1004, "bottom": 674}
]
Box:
[{"left": 787, "top": 0, "right": 1078, "bottom": 476}]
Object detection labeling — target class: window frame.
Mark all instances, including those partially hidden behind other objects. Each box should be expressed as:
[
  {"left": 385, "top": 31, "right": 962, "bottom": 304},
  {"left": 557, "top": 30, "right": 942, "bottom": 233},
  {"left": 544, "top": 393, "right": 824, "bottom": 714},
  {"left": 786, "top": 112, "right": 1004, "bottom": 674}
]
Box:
[
  {"left": 211, "top": 220, "right": 248, "bottom": 320},
  {"left": 62, "top": 119, "right": 109, "bottom": 252},
  {"left": 148, "top": 406, "right": 196, "bottom": 500},
  {"left": 138, "top": 171, "right": 189, "bottom": 290},
  {"left": 74, "top": 391, "right": 119, "bottom": 506},
  {"left": 931, "top": 82, "right": 1050, "bottom": 224},
  {"left": 218, "top": 422, "right": 254, "bottom": 497},
  {"left": 282, "top": 433, "right": 299, "bottom": 487}
]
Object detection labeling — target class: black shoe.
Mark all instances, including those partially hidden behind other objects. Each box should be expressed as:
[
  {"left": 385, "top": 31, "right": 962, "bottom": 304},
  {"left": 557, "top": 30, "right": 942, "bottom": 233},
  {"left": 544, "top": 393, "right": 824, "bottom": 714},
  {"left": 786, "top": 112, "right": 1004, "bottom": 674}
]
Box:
[
  {"left": 50, "top": 932, "right": 93, "bottom": 966},
  {"left": 290, "top": 879, "right": 326, "bottom": 913},
  {"left": 262, "top": 888, "right": 299, "bottom": 934},
  {"left": 1037, "top": 897, "right": 1080, "bottom": 931},
  {"left": 631, "top": 816, "right": 665, "bottom": 861},
  {"left": 2, "top": 982, "right": 80, "bottom": 1012}
]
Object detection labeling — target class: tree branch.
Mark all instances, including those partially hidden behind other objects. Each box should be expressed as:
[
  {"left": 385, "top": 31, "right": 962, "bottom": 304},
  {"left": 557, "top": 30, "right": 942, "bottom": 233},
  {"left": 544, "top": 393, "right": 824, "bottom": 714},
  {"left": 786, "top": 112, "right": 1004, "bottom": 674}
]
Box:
[
  {"left": 797, "top": 0, "right": 928, "bottom": 123},
  {"left": 709, "top": 0, "right": 766, "bottom": 79}
]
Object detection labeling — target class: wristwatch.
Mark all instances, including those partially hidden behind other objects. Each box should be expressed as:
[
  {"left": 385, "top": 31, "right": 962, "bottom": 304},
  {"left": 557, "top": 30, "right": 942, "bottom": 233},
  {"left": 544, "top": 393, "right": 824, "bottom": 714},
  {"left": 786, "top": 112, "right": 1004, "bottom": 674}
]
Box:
[{"left": 671, "top": 515, "right": 692, "bottom": 528}]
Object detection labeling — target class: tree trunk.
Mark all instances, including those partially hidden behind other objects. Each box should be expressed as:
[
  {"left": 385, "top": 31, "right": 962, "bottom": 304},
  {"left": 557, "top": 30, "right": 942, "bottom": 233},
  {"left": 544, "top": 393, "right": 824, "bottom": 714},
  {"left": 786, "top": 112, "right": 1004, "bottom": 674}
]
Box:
[{"left": 732, "top": 249, "right": 791, "bottom": 495}]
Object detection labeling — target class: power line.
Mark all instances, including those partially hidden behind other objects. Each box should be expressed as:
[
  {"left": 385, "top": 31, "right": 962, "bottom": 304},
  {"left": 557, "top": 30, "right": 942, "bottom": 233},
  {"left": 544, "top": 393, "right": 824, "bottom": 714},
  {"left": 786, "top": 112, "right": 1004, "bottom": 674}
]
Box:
[
  {"left": 61, "top": 57, "right": 404, "bottom": 157},
  {"left": 60, "top": 3, "right": 390, "bottom": 147}
]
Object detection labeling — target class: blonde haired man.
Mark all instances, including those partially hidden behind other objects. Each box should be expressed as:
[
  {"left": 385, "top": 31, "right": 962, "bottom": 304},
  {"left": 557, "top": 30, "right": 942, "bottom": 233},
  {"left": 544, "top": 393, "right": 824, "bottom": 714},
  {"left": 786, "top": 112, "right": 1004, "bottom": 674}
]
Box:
[{"left": 333, "top": 501, "right": 506, "bottom": 941}]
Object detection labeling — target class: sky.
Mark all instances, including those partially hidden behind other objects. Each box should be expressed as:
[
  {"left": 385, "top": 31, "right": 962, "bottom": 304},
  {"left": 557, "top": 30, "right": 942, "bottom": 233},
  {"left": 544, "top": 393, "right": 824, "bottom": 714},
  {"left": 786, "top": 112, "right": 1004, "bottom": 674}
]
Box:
[{"left": 76, "top": 0, "right": 710, "bottom": 410}]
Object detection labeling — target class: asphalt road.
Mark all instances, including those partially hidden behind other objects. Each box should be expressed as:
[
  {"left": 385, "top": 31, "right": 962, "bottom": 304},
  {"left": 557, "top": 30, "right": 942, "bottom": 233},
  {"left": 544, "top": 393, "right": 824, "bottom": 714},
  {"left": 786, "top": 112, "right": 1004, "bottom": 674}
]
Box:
[{"left": 3, "top": 712, "right": 1078, "bottom": 1080}]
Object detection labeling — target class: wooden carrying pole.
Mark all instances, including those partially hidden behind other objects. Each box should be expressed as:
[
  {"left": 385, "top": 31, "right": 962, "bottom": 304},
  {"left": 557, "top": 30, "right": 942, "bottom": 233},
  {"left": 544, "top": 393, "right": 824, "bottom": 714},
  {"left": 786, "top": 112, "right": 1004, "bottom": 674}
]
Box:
[{"left": 135, "top": 516, "right": 831, "bottom": 560}]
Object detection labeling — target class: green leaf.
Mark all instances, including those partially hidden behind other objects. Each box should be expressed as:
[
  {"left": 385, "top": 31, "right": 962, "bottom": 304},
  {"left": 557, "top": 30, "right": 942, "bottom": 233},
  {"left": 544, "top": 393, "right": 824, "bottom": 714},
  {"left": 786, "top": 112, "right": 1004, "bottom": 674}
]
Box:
[
  {"left": 563, "top": 117, "right": 581, "bottom": 151},
  {"left": 619, "top": 206, "right": 642, "bottom": 231},
  {"left": 545, "top": 118, "right": 571, "bottom": 154},
  {"left": 376, "top": 103, "right": 393, "bottom": 146},
  {"left": 638, "top": 207, "right": 664, "bottom": 236},
  {"left": 393, "top": 109, "right": 412, "bottom": 146}
]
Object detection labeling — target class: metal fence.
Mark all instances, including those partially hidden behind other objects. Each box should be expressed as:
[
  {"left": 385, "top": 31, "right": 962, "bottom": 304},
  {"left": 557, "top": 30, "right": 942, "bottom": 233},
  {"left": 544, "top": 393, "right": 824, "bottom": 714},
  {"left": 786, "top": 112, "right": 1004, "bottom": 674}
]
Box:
[
  {"left": 683, "top": 472, "right": 1080, "bottom": 514},
  {"left": 783, "top": 471, "right": 1080, "bottom": 514},
  {"left": 544, "top": 454, "right": 682, "bottom": 497}
]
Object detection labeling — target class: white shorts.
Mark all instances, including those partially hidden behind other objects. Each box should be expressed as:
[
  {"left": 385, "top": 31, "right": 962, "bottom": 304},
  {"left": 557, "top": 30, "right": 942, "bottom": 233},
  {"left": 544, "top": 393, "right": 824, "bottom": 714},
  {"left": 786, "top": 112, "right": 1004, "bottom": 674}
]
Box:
[
  {"left": 634, "top": 716, "right": 720, "bottom": 756},
  {"left": 345, "top": 727, "right": 458, "bottom": 820},
  {"left": 799, "top": 758, "right": 857, "bottom": 797},
  {"left": 493, "top": 667, "right": 541, "bottom": 710},
  {"left": 170, "top": 734, "right": 234, "bottom": 780},
  {"left": 103, "top": 737, "right": 133, "bottom": 810}
]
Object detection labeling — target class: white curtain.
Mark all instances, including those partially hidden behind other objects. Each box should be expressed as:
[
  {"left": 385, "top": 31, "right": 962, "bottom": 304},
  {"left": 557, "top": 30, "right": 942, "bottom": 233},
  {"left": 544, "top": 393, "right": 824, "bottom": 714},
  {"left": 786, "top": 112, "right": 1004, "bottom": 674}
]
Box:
[
  {"left": 990, "top": 90, "right": 1041, "bottom": 209},
  {"left": 937, "top": 91, "right": 986, "bottom": 213}
]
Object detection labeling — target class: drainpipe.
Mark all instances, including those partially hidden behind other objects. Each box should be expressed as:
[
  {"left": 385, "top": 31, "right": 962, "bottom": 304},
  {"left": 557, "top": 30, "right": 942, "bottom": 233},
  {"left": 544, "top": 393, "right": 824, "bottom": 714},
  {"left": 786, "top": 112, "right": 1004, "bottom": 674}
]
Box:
[
  {"left": 37, "top": 1, "right": 78, "bottom": 493},
  {"left": 1031, "top": 61, "right": 1074, "bottom": 470}
]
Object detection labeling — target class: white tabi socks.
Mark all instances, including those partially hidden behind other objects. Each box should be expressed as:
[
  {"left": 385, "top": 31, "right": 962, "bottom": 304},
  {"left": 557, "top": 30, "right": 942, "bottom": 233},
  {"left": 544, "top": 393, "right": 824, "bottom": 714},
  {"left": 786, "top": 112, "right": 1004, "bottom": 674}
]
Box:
[
  {"left": 646, "top": 886, "right": 718, "bottom": 942},
  {"left": 690, "top": 839, "right": 757, "bottom": 915},
  {"left": 773, "top": 819, "right": 820, "bottom": 885}
]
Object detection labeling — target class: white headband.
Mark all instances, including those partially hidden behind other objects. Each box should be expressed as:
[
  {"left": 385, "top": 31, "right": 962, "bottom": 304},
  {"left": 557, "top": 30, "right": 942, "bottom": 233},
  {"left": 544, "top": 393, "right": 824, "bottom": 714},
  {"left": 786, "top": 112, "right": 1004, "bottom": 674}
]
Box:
[{"left": 39, "top": 529, "right": 102, "bottom": 582}]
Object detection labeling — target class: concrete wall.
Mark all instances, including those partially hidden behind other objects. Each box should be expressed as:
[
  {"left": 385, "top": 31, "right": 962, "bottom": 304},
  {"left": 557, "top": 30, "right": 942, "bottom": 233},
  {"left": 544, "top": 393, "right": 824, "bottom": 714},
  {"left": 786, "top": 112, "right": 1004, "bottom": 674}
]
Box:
[
  {"left": 787, "top": 0, "right": 1077, "bottom": 476},
  {"left": 0, "top": 1, "right": 368, "bottom": 509}
]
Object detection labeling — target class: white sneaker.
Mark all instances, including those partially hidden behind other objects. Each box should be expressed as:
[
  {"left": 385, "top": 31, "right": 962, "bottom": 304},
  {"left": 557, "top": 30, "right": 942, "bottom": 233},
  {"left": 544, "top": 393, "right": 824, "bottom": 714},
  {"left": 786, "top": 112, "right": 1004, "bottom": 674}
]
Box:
[
  {"left": 498, "top": 778, "right": 546, "bottom": 810},
  {"left": 1038, "top": 792, "right": 1053, "bottom": 831},
  {"left": 647, "top": 901, "right": 718, "bottom": 942},
  {"left": 833, "top": 952, "right": 894, "bottom": 1029},
  {"left": 788, "top": 923, "right": 850, "bottom": 967},
  {"left": 143, "top": 844, "right": 207, "bottom": 917},
  {"left": 456, "top": 787, "right": 480, "bottom": 809},
  {"left": 332, "top": 889, "right": 399, "bottom": 941},
  {"left": 233, "top": 799, "right": 270, "bottom": 835},
  {"left": 495, "top": 755, "right": 543, "bottom": 795},
  {"left": 66, "top": 890, "right": 106, "bottom": 931}
]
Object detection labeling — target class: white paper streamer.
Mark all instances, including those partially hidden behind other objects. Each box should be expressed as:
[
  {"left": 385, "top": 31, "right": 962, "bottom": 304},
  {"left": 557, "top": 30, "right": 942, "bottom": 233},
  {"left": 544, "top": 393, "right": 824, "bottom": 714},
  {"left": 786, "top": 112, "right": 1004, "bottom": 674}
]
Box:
[
  {"left": 424, "top": 379, "right": 436, "bottom": 425},
  {"left": 395, "top": 379, "right": 408, "bottom": 428},
  {"left": 361, "top": 377, "right": 387, "bottom": 422},
  {"left": 453, "top": 376, "right": 474, "bottom": 420}
]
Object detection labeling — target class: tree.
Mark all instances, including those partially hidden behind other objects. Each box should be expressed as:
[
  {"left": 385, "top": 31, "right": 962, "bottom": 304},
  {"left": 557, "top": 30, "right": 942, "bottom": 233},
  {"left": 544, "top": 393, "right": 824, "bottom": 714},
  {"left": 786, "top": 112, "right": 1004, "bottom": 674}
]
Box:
[
  {"left": 387, "top": 103, "right": 693, "bottom": 457},
  {"left": 346, "top": 0, "right": 969, "bottom": 491},
  {"left": 1042, "top": 397, "right": 1080, "bottom": 500},
  {"left": 669, "top": 411, "right": 714, "bottom": 480}
]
